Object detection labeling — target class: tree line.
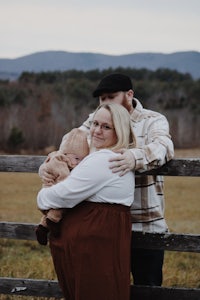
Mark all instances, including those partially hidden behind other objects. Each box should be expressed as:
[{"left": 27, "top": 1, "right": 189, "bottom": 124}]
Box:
[{"left": 0, "top": 67, "right": 199, "bottom": 153}]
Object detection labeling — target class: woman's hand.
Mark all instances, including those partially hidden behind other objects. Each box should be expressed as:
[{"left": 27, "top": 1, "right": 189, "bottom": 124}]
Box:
[{"left": 109, "top": 149, "right": 136, "bottom": 176}]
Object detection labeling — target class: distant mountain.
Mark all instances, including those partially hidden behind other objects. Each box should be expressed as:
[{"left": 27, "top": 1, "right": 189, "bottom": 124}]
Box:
[{"left": 0, "top": 50, "right": 199, "bottom": 80}]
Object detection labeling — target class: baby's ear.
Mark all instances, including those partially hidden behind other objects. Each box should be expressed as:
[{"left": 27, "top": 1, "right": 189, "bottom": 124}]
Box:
[{"left": 61, "top": 153, "right": 70, "bottom": 162}]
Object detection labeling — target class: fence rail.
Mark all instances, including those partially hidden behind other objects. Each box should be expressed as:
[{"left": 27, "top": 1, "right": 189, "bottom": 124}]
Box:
[
  {"left": 0, "top": 155, "right": 200, "bottom": 176},
  {"left": 0, "top": 222, "right": 199, "bottom": 253},
  {"left": 0, "top": 155, "right": 200, "bottom": 300}
]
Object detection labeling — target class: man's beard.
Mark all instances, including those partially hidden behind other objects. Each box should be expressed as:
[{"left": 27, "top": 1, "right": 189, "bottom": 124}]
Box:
[{"left": 122, "top": 96, "right": 133, "bottom": 113}]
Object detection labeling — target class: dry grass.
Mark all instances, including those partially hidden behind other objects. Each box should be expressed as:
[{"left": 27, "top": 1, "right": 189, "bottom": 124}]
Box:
[
  {"left": 163, "top": 148, "right": 200, "bottom": 288},
  {"left": 174, "top": 147, "right": 200, "bottom": 158},
  {"left": 0, "top": 149, "right": 200, "bottom": 299},
  {"left": 0, "top": 173, "right": 58, "bottom": 300}
]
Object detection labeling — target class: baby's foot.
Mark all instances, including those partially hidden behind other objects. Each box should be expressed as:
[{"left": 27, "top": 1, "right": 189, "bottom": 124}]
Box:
[{"left": 35, "top": 224, "right": 49, "bottom": 245}]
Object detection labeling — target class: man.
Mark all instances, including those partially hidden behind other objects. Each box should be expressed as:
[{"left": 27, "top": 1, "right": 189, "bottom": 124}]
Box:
[{"left": 39, "top": 73, "right": 174, "bottom": 286}]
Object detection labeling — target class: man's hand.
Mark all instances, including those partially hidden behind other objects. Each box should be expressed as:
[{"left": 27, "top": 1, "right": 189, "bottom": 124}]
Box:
[{"left": 109, "top": 149, "right": 136, "bottom": 176}]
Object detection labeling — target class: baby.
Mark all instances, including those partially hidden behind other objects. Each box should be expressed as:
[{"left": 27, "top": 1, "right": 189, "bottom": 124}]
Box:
[{"left": 35, "top": 128, "right": 89, "bottom": 245}]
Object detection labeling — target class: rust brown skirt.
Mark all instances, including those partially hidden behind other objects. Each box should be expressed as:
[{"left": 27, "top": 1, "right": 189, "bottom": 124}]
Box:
[{"left": 49, "top": 201, "right": 131, "bottom": 300}]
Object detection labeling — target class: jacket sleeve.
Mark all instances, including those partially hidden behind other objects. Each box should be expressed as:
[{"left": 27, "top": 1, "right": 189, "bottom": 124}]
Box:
[{"left": 131, "top": 115, "right": 174, "bottom": 171}]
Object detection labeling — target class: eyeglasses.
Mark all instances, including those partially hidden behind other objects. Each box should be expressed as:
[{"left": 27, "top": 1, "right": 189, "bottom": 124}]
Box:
[{"left": 90, "top": 120, "right": 114, "bottom": 131}]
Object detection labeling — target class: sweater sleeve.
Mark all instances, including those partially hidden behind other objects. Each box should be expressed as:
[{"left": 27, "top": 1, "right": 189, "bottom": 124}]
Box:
[{"left": 37, "top": 150, "right": 114, "bottom": 210}]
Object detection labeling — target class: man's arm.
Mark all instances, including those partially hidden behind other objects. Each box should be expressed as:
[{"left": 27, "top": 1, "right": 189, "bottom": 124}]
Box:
[
  {"left": 132, "top": 115, "right": 174, "bottom": 171},
  {"left": 109, "top": 115, "right": 174, "bottom": 176}
]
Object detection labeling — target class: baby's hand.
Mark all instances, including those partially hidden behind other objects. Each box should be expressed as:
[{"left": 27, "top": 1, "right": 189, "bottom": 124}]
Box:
[{"left": 41, "top": 170, "right": 57, "bottom": 186}]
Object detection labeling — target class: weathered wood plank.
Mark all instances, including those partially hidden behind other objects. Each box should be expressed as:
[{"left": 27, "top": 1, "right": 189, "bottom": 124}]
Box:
[
  {"left": 0, "top": 155, "right": 46, "bottom": 173},
  {"left": 0, "top": 277, "right": 200, "bottom": 300},
  {"left": 0, "top": 155, "right": 200, "bottom": 176},
  {"left": 131, "top": 285, "right": 200, "bottom": 300},
  {"left": 0, "top": 277, "right": 63, "bottom": 298},
  {"left": 0, "top": 222, "right": 36, "bottom": 241},
  {"left": 133, "top": 231, "right": 200, "bottom": 253},
  {"left": 139, "top": 158, "right": 200, "bottom": 177},
  {"left": 0, "top": 222, "right": 199, "bottom": 252}
]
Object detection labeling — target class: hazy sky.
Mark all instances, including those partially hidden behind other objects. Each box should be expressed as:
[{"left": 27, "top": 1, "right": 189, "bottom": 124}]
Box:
[{"left": 1, "top": 0, "right": 200, "bottom": 58}]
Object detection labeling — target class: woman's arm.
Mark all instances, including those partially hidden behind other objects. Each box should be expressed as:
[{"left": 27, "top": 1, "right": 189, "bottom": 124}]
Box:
[{"left": 37, "top": 151, "right": 113, "bottom": 210}]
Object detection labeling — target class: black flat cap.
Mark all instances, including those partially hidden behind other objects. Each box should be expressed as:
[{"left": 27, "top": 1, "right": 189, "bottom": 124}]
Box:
[{"left": 92, "top": 73, "right": 133, "bottom": 97}]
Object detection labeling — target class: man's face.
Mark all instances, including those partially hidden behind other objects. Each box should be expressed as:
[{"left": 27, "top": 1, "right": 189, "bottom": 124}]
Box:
[
  {"left": 99, "top": 91, "right": 125, "bottom": 105},
  {"left": 99, "top": 90, "right": 133, "bottom": 113}
]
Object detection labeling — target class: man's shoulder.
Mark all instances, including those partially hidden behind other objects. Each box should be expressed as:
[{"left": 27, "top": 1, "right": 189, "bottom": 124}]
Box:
[
  {"left": 132, "top": 98, "right": 166, "bottom": 121},
  {"left": 143, "top": 107, "right": 163, "bottom": 118}
]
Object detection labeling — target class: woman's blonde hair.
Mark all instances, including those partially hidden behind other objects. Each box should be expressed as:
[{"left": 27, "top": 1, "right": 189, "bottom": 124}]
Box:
[{"left": 92, "top": 103, "right": 136, "bottom": 151}]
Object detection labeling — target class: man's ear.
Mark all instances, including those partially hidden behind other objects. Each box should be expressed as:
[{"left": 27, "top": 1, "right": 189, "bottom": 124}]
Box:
[{"left": 127, "top": 89, "right": 134, "bottom": 100}]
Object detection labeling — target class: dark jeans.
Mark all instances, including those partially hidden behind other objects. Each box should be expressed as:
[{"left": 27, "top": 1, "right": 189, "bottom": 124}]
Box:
[{"left": 131, "top": 236, "right": 164, "bottom": 286}]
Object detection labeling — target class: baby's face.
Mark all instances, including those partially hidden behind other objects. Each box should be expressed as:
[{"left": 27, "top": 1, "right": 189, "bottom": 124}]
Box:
[{"left": 65, "top": 153, "right": 84, "bottom": 168}]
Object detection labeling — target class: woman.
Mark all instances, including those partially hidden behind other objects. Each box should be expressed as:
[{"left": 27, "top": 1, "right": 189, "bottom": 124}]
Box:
[{"left": 37, "top": 103, "right": 136, "bottom": 300}]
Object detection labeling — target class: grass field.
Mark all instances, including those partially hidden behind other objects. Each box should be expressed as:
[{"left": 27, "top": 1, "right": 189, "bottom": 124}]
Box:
[{"left": 0, "top": 149, "right": 199, "bottom": 299}]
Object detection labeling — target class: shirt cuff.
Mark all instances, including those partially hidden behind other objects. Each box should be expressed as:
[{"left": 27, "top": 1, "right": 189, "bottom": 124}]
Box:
[{"left": 130, "top": 148, "right": 146, "bottom": 170}]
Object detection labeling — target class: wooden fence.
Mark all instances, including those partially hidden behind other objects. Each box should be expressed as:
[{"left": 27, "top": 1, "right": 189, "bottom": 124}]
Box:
[{"left": 0, "top": 155, "right": 200, "bottom": 300}]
